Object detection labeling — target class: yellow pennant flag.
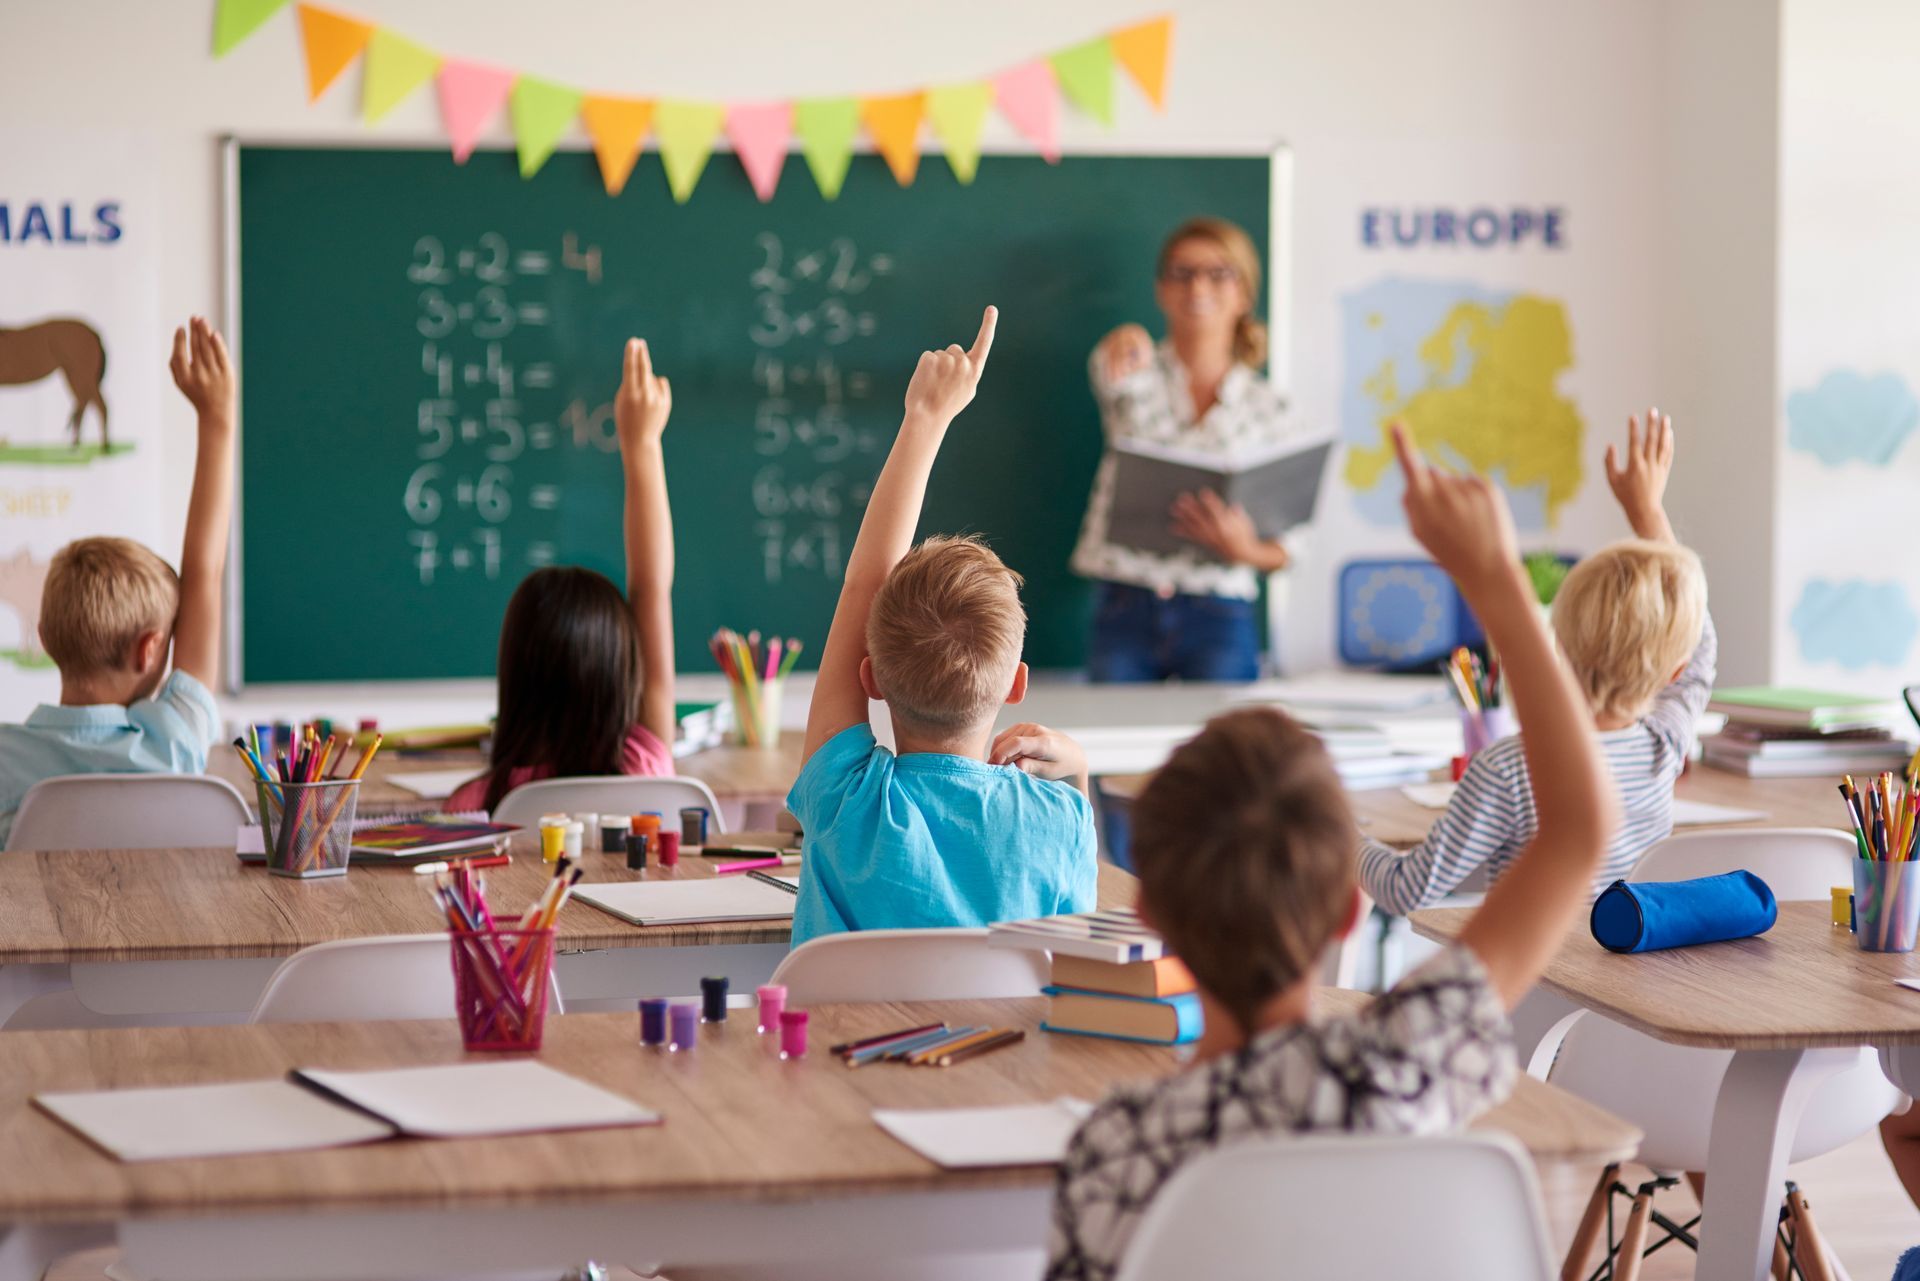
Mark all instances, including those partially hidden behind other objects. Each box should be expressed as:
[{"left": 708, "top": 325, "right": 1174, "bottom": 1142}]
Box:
[
  {"left": 1110, "top": 15, "right": 1173, "bottom": 109},
  {"left": 296, "top": 5, "right": 373, "bottom": 102},
  {"left": 581, "top": 95, "right": 653, "bottom": 197},
  {"left": 926, "top": 83, "right": 993, "bottom": 184},
  {"left": 655, "top": 101, "right": 725, "bottom": 203},
  {"left": 861, "top": 92, "right": 926, "bottom": 186},
  {"left": 362, "top": 28, "right": 440, "bottom": 125}
]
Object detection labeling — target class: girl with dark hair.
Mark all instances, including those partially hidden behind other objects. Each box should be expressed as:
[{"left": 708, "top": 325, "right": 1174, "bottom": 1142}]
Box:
[{"left": 448, "top": 339, "right": 678, "bottom": 813}]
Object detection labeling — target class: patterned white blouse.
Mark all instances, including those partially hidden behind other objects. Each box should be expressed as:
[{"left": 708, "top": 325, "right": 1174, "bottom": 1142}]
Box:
[{"left": 1070, "top": 340, "right": 1304, "bottom": 601}]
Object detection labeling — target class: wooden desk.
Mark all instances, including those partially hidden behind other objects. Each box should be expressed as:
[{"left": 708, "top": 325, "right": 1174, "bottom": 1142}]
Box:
[
  {"left": 0, "top": 997, "right": 1635, "bottom": 1280},
  {"left": 1412, "top": 902, "right": 1920, "bottom": 1281},
  {"left": 0, "top": 841, "right": 1136, "bottom": 1026}
]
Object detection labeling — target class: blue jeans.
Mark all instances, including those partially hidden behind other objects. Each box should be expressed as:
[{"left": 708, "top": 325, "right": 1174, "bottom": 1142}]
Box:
[{"left": 1085, "top": 582, "right": 1262, "bottom": 683}]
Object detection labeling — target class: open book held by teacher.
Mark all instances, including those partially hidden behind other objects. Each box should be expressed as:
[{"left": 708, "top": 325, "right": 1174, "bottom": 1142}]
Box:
[{"left": 1107, "top": 434, "right": 1333, "bottom": 562}]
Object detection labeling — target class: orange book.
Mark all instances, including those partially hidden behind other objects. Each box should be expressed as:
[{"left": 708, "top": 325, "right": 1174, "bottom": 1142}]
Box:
[{"left": 1049, "top": 954, "right": 1196, "bottom": 999}]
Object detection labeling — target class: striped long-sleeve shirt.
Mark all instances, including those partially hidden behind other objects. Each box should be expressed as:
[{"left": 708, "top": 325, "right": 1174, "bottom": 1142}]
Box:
[{"left": 1359, "top": 614, "right": 1718, "bottom": 916}]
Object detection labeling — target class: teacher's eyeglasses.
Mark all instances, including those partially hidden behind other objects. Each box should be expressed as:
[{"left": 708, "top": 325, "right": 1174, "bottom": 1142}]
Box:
[{"left": 1159, "top": 264, "right": 1239, "bottom": 287}]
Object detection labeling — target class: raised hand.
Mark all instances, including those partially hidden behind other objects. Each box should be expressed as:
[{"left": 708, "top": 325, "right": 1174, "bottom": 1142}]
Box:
[
  {"left": 902, "top": 305, "right": 997, "bottom": 426},
  {"left": 1603, "top": 407, "right": 1676, "bottom": 542},
  {"left": 616, "top": 337, "right": 673, "bottom": 450},
  {"left": 1391, "top": 421, "right": 1520, "bottom": 601},
  {"left": 168, "top": 317, "right": 235, "bottom": 426},
  {"left": 1098, "top": 322, "right": 1154, "bottom": 382},
  {"left": 989, "top": 721, "right": 1088, "bottom": 785}
]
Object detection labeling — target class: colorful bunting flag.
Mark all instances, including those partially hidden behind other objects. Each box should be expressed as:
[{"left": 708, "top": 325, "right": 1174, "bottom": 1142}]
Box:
[
  {"left": 926, "top": 82, "right": 994, "bottom": 185},
  {"left": 995, "top": 61, "right": 1060, "bottom": 163},
  {"left": 726, "top": 103, "right": 793, "bottom": 203},
  {"left": 581, "top": 95, "right": 653, "bottom": 196},
  {"left": 362, "top": 28, "right": 440, "bottom": 125},
  {"left": 1051, "top": 36, "right": 1114, "bottom": 126},
  {"left": 862, "top": 92, "right": 925, "bottom": 186},
  {"left": 655, "top": 101, "right": 726, "bottom": 203},
  {"left": 213, "top": 0, "right": 289, "bottom": 57},
  {"left": 511, "top": 76, "right": 582, "bottom": 178},
  {"left": 793, "top": 98, "right": 860, "bottom": 200},
  {"left": 295, "top": 5, "right": 373, "bottom": 102},
  {"left": 438, "top": 60, "right": 517, "bottom": 164},
  {"left": 1110, "top": 15, "right": 1173, "bottom": 110}
]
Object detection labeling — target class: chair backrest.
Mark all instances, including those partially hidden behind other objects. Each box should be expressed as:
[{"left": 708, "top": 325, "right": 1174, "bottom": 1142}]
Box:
[
  {"left": 769, "top": 928, "right": 1051, "bottom": 1004},
  {"left": 491, "top": 775, "right": 727, "bottom": 833},
  {"left": 7, "top": 773, "right": 252, "bottom": 853},
  {"left": 1628, "top": 826, "right": 1856, "bottom": 900},
  {"left": 1114, "top": 1132, "right": 1554, "bottom": 1281},
  {"left": 249, "top": 934, "right": 565, "bottom": 1024}
]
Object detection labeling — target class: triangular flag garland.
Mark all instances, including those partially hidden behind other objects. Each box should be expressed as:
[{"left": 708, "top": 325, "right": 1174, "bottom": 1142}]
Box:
[
  {"left": 296, "top": 3, "right": 373, "bottom": 101},
  {"left": 214, "top": 4, "right": 1174, "bottom": 200}
]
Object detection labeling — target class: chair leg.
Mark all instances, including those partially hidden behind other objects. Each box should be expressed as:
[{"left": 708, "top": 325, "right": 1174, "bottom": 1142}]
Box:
[
  {"left": 1772, "top": 1227, "right": 1793, "bottom": 1281},
  {"left": 1562, "top": 1163, "right": 1619, "bottom": 1281},
  {"left": 1611, "top": 1187, "right": 1655, "bottom": 1281},
  {"left": 1784, "top": 1184, "right": 1837, "bottom": 1281}
]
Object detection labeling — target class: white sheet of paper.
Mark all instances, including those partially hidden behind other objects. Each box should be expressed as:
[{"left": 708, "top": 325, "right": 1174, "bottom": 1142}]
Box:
[
  {"left": 295, "top": 1060, "right": 658, "bottom": 1139},
  {"left": 1401, "top": 782, "right": 1458, "bottom": 810},
  {"left": 384, "top": 769, "right": 481, "bottom": 799},
  {"left": 573, "top": 877, "right": 798, "bottom": 927},
  {"left": 1897, "top": 979, "right": 1920, "bottom": 996},
  {"left": 1669, "top": 799, "right": 1769, "bottom": 826},
  {"left": 874, "top": 1099, "right": 1095, "bottom": 1168},
  {"left": 36, "top": 1080, "right": 394, "bottom": 1162}
]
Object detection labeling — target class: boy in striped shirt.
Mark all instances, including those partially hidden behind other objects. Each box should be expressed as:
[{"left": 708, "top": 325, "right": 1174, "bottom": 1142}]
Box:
[{"left": 1360, "top": 410, "right": 1713, "bottom": 916}]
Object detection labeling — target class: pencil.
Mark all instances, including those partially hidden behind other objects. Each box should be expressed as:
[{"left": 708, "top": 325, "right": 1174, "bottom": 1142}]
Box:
[{"left": 935, "top": 1028, "right": 1025, "bottom": 1066}]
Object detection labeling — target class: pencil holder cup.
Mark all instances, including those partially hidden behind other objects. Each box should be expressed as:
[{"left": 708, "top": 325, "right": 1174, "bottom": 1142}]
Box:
[
  {"left": 1459, "top": 707, "right": 1517, "bottom": 758},
  {"left": 450, "top": 926, "right": 555, "bottom": 1051},
  {"left": 1853, "top": 859, "right": 1920, "bottom": 953},
  {"left": 255, "top": 779, "right": 360, "bottom": 878},
  {"left": 727, "top": 677, "right": 784, "bottom": 749}
]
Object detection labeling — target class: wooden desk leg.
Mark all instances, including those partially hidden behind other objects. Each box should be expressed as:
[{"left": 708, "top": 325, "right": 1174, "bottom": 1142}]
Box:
[{"left": 1695, "top": 1048, "right": 1854, "bottom": 1281}]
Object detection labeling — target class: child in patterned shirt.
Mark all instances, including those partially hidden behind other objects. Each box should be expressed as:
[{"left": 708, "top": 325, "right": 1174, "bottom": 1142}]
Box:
[{"left": 1044, "top": 424, "right": 1620, "bottom": 1280}]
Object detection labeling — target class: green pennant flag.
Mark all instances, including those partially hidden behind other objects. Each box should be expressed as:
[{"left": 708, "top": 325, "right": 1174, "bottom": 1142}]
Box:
[
  {"left": 926, "top": 82, "right": 994, "bottom": 185},
  {"left": 213, "top": 0, "right": 289, "bottom": 57},
  {"left": 362, "top": 28, "right": 441, "bottom": 125},
  {"left": 655, "top": 101, "right": 725, "bottom": 203},
  {"left": 511, "top": 76, "right": 583, "bottom": 178},
  {"left": 1051, "top": 36, "right": 1114, "bottom": 126},
  {"left": 794, "top": 98, "right": 860, "bottom": 200}
]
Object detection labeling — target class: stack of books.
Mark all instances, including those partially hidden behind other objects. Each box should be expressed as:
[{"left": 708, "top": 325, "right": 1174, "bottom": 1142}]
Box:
[
  {"left": 1701, "top": 687, "right": 1915, "bottom": 777},
  {"left": 988, "top": 909, "right": 1203, "bottom": 1045},
  {"left": 671, "top": 700, "right": 732, "bottom": 758}
]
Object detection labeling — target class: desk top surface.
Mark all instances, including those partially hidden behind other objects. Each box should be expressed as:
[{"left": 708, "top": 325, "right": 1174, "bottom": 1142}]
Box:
[{"left": 0, "top": 990, "right": 1639, "bottom": 1223}]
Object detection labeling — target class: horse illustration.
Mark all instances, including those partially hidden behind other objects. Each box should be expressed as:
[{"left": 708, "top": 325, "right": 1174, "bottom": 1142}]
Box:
[
  {"left": 0, "top": 319, "right": 109, "bottom": 448},
  {"left": 0, "top": 548, "right": 50, "bottom": 659}
]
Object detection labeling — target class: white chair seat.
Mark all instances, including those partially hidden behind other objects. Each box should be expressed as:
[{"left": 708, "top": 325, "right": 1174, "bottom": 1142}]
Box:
[
  {"left": 250, "top": 934, "right": 563, "bottom": 1024},
  {"left": 7, "top": 774, "right": 251, "bottom": 852},
  {"left": 491, "top": 776, "right": 727, "bottom": 833},
  {"left": 769, "top": 928, "right": 1049, "bottom": 1004}
]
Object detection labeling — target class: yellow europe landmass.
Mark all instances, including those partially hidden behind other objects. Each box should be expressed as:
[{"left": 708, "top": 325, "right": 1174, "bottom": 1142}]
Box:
[{"left": 1345, "top": 296, "right": 1584, "bottom": 525}]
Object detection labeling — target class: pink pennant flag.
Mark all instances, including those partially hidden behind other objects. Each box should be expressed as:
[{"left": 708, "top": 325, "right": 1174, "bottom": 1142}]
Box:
[
  {"left": 726, "top": 102, "right": 793, "bottom": 202},
  {"left": 438, "top": 59, "right": 517, "bottom": 164},
  {"left": 995, "top": 60, "right": 1059, "bottom": 163}
]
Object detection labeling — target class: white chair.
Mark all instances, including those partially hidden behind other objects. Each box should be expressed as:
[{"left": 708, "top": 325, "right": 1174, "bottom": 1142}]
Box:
[
  {"left": 1551, "top": 827, "right": 1898, "bottom": 1280},
  {"left": 491, "top": 776, "right": 728, "bottom": 833},
  {"left": 770, "top": 928, "right": 1050, "bottom": 1003},
  {"left": 1115, "top": 1133, "right": 1554, "bottom": 1281},
  {"left": 250, "top": 934, "right": 563, "bottom": 1023},
  {"left": 7, "top": 773, "right": 251, "bottom": 852}
]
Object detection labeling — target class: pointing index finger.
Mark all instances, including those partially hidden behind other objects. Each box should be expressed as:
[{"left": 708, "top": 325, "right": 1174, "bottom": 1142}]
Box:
[
  {"left": 635, "top": 337, "right": 654, "bottom": 382},
  {"left": 1389, "top": 421, "right": 1428, "bottom": 489},
  {"left": 968, "top": 305, "right": 998, "bottom": 366}
]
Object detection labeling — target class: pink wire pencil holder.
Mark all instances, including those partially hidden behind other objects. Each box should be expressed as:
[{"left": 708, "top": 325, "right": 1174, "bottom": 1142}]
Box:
[{"left": 449, "top": 926, "right": 555, "bottom": 1051}]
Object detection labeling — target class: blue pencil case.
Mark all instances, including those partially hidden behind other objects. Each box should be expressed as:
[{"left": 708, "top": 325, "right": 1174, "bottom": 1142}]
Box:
[{"left": 1589, "top": 871, "right": 1778, "bottom": 953}]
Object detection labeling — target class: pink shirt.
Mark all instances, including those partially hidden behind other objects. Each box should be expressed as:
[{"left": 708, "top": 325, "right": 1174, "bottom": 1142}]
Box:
[{"left": 446, "top": 723, "right": 673, "bottom": 814}]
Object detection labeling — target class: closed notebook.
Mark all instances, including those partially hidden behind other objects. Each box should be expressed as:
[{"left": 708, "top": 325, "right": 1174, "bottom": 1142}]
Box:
[
  {"left": 571, "top": 877, "right": 797, "bottom": 927},
  {"left": 1706, "top": 686, "right": 1899, "bottom": 730},
  {"left": 1042, "top": 986, "right": 1204, "bottom": 1045},
  {"left": 1049, "top": 954, "right": 1196, "bottom": 999}
]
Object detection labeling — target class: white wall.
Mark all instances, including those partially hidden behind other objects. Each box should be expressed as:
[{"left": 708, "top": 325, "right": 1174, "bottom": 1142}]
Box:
[{"left": 3, "top": 0, "right": 1795, "bottom": 716}]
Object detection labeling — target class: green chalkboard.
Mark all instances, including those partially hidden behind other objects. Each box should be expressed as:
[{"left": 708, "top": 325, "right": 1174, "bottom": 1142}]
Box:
[{"left": 235, "top": 145, "right": 1272, "bottom": 682}]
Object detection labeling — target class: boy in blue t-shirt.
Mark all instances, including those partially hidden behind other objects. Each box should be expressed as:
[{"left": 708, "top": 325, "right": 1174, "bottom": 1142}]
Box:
[{"left": 788, "top": 306, "right": 1097, "bottom": 946}]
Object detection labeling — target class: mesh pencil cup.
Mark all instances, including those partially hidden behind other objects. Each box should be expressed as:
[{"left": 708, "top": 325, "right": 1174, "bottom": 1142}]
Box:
[
  {"left": 449, "top": 925, "right": 556, "bottom": 1051},
  {"left": 255, "top": 778, "right": 360, "bottom": 878},
  {"left": 1853, "top": 859, "right": 1920, "bottom": 953}
]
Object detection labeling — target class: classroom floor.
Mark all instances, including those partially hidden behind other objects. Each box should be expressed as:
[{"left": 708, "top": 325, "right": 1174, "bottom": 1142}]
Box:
[{"left": 41, "top": 1129, "right": 1920, "bottom": 1281}]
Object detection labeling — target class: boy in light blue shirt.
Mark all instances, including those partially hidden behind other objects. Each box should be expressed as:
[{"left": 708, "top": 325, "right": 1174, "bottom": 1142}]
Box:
[
  {"left": 0, "top": 318, "right": 236, "bottom": 847},
  {"left": 789, "top": 307, "right": 1098, "bottom": 947}
]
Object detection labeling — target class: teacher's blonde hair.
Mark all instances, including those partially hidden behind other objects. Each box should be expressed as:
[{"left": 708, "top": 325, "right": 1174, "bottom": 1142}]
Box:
[{"left": 1159, "top": 217, "right": 1268, "bottom": 369}]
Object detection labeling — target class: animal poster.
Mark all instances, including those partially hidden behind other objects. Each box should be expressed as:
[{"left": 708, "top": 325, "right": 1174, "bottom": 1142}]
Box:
[{"left": 0, "top": 133, "right": 160, "bottom": 718}]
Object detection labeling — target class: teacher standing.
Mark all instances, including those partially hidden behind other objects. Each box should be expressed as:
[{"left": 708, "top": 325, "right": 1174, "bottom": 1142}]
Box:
[{"left": 1071, "top": 217, "right": 1306, "bottom": 682}]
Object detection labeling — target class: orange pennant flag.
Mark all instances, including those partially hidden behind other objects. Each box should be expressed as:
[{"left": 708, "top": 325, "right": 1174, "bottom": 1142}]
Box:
[
  {"left": 296, "top": 4, "right": 374, "bottom": 103},
  {"left": 581, "top": 95, "right": 654, "bottom": 196},
  {"left": 1110, "top": 15, "right": 1173, "bottom": 109},
  {"left": 861, "top": 92, "right": 925, "bottom": 186}
]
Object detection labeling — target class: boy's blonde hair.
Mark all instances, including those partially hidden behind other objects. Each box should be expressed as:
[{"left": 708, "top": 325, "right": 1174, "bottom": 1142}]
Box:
[
  {"left": 1551, "top": 539, "right": 1706, "bottom": 722},
  {"left": 867, "top": 535, "right": 1026, "bottom": 731},
  {"left": 39, "top": 536, "right": 179, "bottom": 674}
]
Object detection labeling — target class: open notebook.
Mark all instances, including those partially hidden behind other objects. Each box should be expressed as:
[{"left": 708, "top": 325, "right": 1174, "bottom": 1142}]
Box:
[{"left": 36, "top": 1060, "right": 658, "bottom": 1162}]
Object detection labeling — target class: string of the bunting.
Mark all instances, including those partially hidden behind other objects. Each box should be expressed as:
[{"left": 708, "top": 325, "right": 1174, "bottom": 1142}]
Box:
[{"left": 215, "top": 1, "right": 1173, "bottom": 203}]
